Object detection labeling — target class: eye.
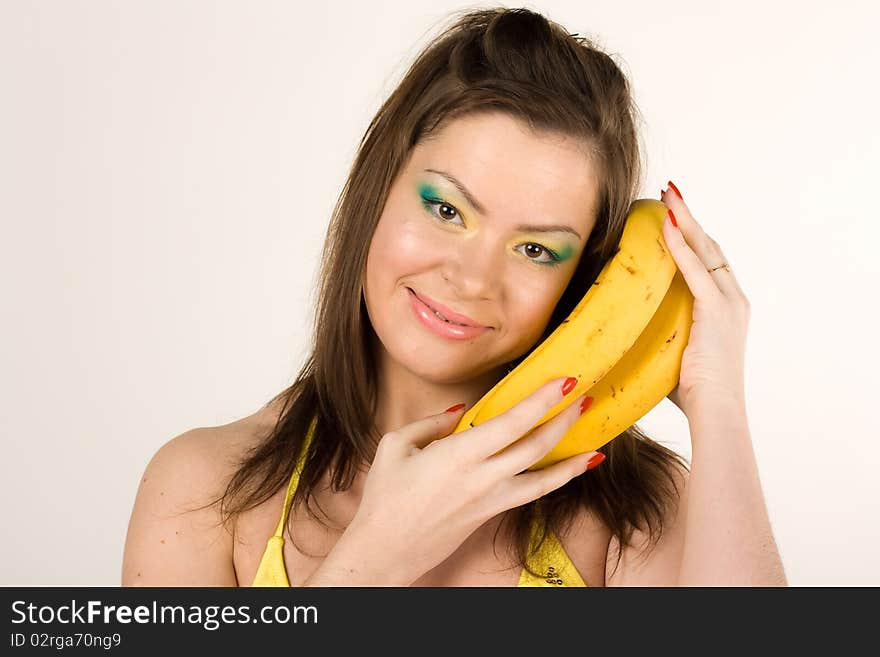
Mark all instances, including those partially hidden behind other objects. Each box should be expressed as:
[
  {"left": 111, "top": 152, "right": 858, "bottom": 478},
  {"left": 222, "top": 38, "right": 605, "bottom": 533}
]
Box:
[
  {"left": 516, "top": 243, "right": 561, "bottom": 265},
  {"left": 421, "top": 197, "right": 465, "bottom": 227}
]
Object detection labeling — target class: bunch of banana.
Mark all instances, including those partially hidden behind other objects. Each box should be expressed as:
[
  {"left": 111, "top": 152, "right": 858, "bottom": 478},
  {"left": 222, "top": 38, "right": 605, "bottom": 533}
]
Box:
[{"left": 451, "top": 199, "right": 694, "bottom": 470}]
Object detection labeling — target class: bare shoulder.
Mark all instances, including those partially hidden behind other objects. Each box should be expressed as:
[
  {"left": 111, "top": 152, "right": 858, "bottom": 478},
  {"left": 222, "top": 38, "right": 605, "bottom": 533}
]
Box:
[
  {"left": 604, "top": 463, "right": 689, "bottom": 586},
  {"left": 122, "top": 402, "right": 281, "bottom": 586}
]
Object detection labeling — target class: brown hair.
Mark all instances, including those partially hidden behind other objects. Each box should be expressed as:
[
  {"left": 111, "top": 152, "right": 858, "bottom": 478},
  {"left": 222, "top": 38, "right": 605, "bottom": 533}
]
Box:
[{"left": 211, "top": 6, "right": 689, "bottom": 583}]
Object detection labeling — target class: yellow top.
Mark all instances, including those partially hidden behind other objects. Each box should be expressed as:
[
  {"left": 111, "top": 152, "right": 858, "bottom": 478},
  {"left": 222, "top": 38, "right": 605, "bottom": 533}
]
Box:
[{"left": 251, "top": 415, "right": 587, "bottom": 587}]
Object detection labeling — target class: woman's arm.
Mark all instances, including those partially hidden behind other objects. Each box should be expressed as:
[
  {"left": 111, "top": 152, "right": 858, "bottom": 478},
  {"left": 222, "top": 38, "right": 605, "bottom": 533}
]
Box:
[
  {"left": 676, "top": 400, "right": 786, "bottom": 585},
  {"left": 605, "top": 402, "right": 786, "bottom": 586},
  {"left": 121, "top": 429, "right": 238, "bottom": 586}
]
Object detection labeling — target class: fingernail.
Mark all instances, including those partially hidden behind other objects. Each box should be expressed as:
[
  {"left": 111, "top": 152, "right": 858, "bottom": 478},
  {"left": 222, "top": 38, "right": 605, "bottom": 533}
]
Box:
[
  {"left": 667, "top": 180, "right": 683, "bottom": 200},
  {"left": 561, "top": 377, "right": 578, "bottom": 396},
  {"left": 667, "top": 208, "right": 678, "bottom": 228},
  {"left": 445, "top": 403, "right": 466, "bottom": 413},
  {"left": 579, "top": 396, "right": 594, "bottom": 415},
  {"left": 585, "top": 453, "right": 606, "bottom": 470}
]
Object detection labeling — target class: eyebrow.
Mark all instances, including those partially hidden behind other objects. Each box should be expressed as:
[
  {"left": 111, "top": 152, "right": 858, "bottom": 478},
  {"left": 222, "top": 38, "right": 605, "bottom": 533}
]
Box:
[{"left": 422, "top": 168, "right": 582, "bottom": 240}]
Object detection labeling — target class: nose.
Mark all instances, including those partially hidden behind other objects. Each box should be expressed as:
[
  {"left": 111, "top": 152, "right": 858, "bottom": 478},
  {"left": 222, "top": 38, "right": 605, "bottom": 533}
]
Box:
[{"left": 439, "top": 233, "right": 505, "bottom": 301}]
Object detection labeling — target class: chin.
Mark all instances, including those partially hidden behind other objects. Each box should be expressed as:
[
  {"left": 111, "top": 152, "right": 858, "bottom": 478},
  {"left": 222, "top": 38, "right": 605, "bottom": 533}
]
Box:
[{"left": 417, "top": 347, "right": 508, "bottom": 384}]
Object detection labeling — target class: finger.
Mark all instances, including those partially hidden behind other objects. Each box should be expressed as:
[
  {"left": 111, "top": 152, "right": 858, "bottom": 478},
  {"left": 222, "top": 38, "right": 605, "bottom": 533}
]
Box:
[
  {"left": 484, "top": 392, "right": 591, "bottom": 477},
  {"left": 661, "top": 185, "right": 746, "bottom": 300},
  {"left": 495, "top": 450, "right": 604, "bottom": 511},
  {"left": 661, "top": 209, "right": 722, "bottom": 302},
  {"left": 445, "top": 376, "right": 579, "bottom": 463},
  {"left": 385, "top": 403, "right": 468, "bottom": 453}
]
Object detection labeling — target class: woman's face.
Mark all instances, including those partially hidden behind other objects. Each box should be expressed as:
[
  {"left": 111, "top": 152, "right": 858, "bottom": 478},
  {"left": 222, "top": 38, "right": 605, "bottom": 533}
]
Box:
[{"left": 363, "top": 111, "right": 600, "bottom": 385}]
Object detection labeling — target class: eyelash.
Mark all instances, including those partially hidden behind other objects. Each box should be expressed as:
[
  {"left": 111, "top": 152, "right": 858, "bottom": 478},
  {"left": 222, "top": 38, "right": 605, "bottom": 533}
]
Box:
[{"left": 419, "top": 197, "right": 562, "bottom": 266}]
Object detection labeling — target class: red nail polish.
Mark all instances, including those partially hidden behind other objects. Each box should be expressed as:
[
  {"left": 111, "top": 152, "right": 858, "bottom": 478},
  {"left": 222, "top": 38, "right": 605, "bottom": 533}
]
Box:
[
  {"left": 561, "top": 377, "right": 578, "bottom": 395},
  {"left": 445, "top": 403, "right": 465, "bottom": 413},
  {"left": 667, "top": 180, "right": 683, "bottom": 200},
  {"left": 585, "top": 453, "right": 606, "bottom": 470},
  {"left": 667, "top": 208, "right": 678, "bottom": 228},
  {"left": 579, "top": 396, "right": 594, "bottom": 415}
]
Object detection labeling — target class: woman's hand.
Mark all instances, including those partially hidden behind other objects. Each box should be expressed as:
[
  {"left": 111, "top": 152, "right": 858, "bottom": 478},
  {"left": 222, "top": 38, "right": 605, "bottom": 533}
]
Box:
[
  {"left": 660, "top": 181, "right": 751, "bottom": 417},
  {"left": 321, "top": 377, "right": 601, "bottom": 586}
]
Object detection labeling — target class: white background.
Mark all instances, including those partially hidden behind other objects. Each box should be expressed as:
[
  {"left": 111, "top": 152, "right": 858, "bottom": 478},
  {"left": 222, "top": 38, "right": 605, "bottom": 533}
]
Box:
[{"left": 2, "top": 0, "right": 878, "bottom": 586}]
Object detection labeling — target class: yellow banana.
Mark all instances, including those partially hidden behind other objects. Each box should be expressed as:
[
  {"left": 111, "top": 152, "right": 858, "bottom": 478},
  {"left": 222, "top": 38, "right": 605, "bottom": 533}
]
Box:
[
  {"left": 528, "top": 269, "right": 692, "bottom": 469},
  {"left": 450, "top": 198, "right": 694, "bottom": 468}
]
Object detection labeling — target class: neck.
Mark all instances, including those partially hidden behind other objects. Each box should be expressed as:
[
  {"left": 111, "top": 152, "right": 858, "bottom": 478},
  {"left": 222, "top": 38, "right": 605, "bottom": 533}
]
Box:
[{"left": 370, "top": 345, "right": 507, "bottom": 440}]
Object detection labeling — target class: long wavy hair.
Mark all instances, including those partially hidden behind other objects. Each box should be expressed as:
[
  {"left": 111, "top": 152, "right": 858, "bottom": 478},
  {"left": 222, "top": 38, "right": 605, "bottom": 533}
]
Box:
[{"left": 209, "top": 6, "right": 689, "bottom": 583}]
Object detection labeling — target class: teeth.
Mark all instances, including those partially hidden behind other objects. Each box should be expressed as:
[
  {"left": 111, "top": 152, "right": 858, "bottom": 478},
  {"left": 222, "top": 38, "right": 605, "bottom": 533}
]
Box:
[{"left": 431, "top": 308, "right": 466, "bottom": 326}]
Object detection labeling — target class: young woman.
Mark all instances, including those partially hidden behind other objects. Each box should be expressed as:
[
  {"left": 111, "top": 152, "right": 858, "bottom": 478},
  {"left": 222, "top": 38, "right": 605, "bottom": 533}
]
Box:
[{"left": 122, "top": 7, "right": 786, "bottom": 587}]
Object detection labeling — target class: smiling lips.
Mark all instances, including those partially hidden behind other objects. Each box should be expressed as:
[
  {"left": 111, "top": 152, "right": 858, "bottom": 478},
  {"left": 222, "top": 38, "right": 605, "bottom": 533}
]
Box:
[
  {"left": 406, "top": 288, "right": 487, "bottom": 328},
  {"left": 406, "top": 287, "right": 491, "bottom": 341}
]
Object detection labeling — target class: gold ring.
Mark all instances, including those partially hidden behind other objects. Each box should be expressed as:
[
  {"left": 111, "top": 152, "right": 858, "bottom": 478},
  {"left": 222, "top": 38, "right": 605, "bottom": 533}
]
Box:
[{"left": 707, "top": 263, "right": 731, "bottom": 273}]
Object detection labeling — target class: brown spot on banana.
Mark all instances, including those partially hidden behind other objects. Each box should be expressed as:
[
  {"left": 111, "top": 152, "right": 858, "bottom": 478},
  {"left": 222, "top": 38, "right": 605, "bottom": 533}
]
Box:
[{"left": 659, "top": 330, "right": 679, "bottom": 353}]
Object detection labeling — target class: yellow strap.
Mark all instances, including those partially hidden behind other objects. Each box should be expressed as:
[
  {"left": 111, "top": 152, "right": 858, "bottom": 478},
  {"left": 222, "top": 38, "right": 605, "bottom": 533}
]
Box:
[
  {"left": 251, "top": 536, "right": 289, "bottom": 587},
  {"left": 272, "top": 414, "right": 318, "bottom": 538},
  {"left": 517, "top": 513, "right": 588, "bottom": 587}
]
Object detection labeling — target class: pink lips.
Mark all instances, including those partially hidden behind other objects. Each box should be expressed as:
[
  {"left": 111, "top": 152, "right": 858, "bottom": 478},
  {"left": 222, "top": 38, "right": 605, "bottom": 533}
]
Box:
[
  {"left": 406, "top": 288, "right": 491, "bottom": 341},
  {"left": 406, "top": 288, "right": 487, "bottom": 328}
]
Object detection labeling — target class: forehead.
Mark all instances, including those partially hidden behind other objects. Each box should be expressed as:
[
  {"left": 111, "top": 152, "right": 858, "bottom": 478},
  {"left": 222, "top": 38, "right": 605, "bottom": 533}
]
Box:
[{"left": 409, "top": 112, "right": 600, "bottom": 232}]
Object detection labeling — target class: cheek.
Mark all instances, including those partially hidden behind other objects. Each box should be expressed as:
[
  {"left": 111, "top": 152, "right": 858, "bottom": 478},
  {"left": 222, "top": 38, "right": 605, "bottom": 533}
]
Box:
[
  {"left": 365, "top": 217, "right": 432, "bottom": 322},
  {"left": 368, "top": 214, "right": 439, "bottom": 282},
  {"left": 504, "top": 280, "right": 566, "bottom": 348}
]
